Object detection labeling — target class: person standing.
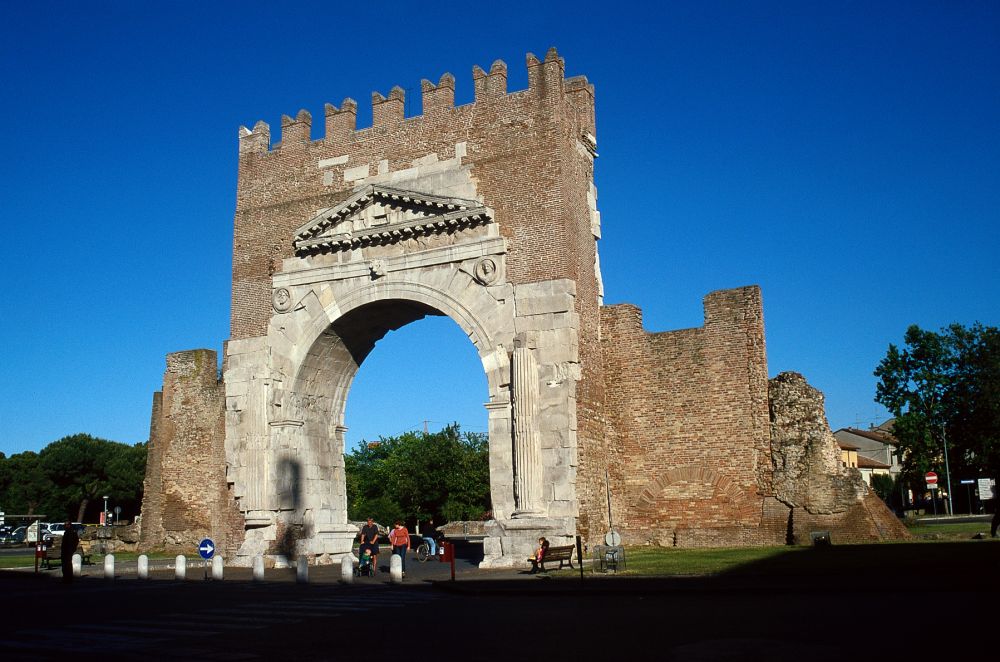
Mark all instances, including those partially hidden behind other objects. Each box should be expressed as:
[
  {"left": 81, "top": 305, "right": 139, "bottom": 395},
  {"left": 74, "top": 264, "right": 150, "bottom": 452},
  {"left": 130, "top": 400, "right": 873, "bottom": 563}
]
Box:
[
  {"left": 61, "top": 521, "right": 80, "bottom": 584},
  {"left": 389, "top": 521, "right": 410, "bottom": 576},
  {"left": 422, "top": 518, "right": 438, "bottom": 556},
  {"left": 359, "top": 517, "right": 380, "bottom": 573}
]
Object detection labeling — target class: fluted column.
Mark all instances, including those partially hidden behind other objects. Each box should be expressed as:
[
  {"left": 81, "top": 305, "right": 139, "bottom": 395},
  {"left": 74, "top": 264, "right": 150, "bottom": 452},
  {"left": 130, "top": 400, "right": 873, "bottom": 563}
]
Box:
[{"left": 512, "top": 340, "right": 544, "bottom": 517}]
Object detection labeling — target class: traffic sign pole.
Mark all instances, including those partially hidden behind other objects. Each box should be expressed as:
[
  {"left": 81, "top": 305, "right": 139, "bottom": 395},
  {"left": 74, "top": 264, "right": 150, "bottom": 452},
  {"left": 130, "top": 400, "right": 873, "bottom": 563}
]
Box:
[
  {"left": 198, "top": 538, "right": 216, "bottom": 580},
  {"left": 942, "top": 429, "right": 955, "bottom": 516}
]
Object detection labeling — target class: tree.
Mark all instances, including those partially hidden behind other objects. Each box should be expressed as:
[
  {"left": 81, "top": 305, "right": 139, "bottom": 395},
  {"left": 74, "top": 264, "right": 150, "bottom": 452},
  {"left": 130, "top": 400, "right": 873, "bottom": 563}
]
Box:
[
  {"left": 40, "top": 434, "right": 118, "bottom": 521},
  {"left": 345, "top": 424, "right": 491, "bottom": 526},
  {"left": 875, "top": 323, "right": 1000, "bottom": 507},
  {"left": 870, "top": 473, "right": 896, "bottom": 508},
  {"left": 0, "top": 451, "right": 52, "bottom": 517},
  {"left": 0, "top": 434, "right": 147, "bottom": 523}
]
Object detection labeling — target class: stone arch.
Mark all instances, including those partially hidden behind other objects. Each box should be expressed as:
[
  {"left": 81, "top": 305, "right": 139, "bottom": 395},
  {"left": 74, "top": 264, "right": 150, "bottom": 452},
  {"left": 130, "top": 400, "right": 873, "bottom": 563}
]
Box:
[
  {"left": 295, "top": 278, "right": 504, "bottom": 398},
  {"left": 225, "top": 181, "right": 582, "bottom": 567}
]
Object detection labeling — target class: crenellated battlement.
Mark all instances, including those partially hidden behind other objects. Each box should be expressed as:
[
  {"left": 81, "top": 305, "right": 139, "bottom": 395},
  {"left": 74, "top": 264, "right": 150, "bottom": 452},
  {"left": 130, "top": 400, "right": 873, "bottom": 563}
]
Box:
[{"left": 237, "top": 47, "right": 592, "bottom": 155}]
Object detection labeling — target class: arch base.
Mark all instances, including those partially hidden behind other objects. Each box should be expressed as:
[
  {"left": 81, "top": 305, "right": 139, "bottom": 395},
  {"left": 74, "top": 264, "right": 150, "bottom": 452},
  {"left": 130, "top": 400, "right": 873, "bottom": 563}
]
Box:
[{"left": 480, "top": 517, "right": 575, "bottom": 569}]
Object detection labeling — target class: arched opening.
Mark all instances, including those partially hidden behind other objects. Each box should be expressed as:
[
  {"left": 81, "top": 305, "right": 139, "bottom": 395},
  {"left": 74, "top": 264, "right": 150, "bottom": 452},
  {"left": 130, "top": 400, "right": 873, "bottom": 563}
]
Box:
[
  {"left": 268, "top": 289, "right": 512, "bottom": 563},
  {"left": 345, "top": 314, "right": 488, "bottom": 446},
  {"left": 342, "top": 313, "right": 491, "bottom": 531}
]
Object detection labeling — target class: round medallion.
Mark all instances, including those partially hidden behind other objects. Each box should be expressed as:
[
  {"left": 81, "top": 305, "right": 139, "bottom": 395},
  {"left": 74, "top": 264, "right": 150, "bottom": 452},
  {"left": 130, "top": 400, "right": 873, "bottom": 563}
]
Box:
[
  {"left": 272, "top": 287, "right": 292, "bottom": 313},
  {"left": 474, "top": 257, "right": 499, "bottom": 285}
]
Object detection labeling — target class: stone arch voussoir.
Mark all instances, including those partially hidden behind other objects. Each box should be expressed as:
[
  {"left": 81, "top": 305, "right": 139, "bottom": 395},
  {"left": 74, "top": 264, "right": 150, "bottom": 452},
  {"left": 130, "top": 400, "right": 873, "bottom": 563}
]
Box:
[{"left": 635, "top": 464, "right": 755, "bottom": 520}]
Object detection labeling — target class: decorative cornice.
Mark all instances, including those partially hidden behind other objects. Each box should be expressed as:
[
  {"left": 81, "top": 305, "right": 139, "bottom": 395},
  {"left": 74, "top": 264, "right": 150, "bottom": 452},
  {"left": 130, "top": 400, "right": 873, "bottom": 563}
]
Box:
[{"left": 293, "top": 185, "right": 493, "bottom": 256}]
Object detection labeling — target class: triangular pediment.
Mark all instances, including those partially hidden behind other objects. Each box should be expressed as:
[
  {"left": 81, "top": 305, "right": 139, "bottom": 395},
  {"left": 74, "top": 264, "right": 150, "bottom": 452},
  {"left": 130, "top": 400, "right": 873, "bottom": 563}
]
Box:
[{"left": 293, "top": 185, "right": 493, "bottom": 255}]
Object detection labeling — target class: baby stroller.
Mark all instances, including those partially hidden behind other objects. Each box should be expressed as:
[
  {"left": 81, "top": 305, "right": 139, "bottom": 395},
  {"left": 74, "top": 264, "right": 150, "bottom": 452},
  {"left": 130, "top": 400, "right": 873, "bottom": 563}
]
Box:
[{"left": 355, "top": 547, "right": 375, "bottom": 577}]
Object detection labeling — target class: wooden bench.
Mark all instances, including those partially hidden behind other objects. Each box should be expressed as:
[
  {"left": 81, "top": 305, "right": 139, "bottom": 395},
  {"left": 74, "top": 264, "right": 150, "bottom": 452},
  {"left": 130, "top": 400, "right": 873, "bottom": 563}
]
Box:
[
  {"left": 41, "top": 539, "right": 92, "bottom": 569},
  {"left": 540, "top": 544, "right": 575, "bottom": 571}
]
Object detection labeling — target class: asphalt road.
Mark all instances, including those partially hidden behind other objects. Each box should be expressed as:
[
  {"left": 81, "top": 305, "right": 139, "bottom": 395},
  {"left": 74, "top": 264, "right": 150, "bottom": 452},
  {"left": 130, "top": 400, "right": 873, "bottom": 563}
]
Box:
[{"left": 2, "top": 551, "right": 996, "bottom": 661}]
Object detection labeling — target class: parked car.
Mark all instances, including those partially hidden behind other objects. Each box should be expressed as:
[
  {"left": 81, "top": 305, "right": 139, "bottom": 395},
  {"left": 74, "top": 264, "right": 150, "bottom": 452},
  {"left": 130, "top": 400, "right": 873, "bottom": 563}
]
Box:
[
  {"left": 9, "top": 526, "right": 27, "bottom": 545},
  {"left": 44, "top": 522, "right": 85, "bottom": 541}
]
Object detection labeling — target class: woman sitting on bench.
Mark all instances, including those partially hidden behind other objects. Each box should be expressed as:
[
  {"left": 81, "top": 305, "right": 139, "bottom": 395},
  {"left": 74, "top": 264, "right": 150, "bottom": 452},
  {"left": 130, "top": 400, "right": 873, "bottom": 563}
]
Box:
[{"left": 528, "top": 537, "right": 549, "bottom": 574}]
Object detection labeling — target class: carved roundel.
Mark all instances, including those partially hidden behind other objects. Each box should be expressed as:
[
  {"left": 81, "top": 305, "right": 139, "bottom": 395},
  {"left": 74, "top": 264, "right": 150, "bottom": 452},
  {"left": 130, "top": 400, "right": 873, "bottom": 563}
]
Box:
[
  {"left": 272, "top": 287, "right": 293, "bottom": 313},
  {"left": 474, "top": 257, "right": 500, "bottom": 285}
]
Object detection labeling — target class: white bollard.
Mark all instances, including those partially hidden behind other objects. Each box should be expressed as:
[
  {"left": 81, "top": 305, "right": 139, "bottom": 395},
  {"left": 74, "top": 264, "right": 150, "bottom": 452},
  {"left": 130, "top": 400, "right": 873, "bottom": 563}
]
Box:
[
  {"left": 72, "top": 553, "right": 82, "bottom": 577},
  {"left": 340, "top": 556, "right": 354, "bottom": 584},
  {"left": 296, "top": 556, "right": 309, "bottom": 584},
  {"left": 389, "top": 553, "right": 403, "bottom": 583},
  {"left": 137, "top": 554, "right": 149, "bottom": 579},
  {"left": 253, "top": 555, "right": 265, "bottom": 581},
  {"left": 104, "top": 554, "right": 115, "bottom": 580},
  {"left": 212, "top": 555, "right": 224, "bottom": 580},
  {"left": 175, "top": 555, "right": 186, "bottom": 580}
]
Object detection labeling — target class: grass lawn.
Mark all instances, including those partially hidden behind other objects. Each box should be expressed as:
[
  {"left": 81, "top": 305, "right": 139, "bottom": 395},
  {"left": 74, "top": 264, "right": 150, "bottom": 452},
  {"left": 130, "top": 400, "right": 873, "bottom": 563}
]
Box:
[
  {"left": 612, "top": 536, "right": 999, "bottom": 579},
  {"left": 0, "top": 552, "right": 37, "bottom": 569},
  {"left": 904, "top": 520, "right": 992, "bottom": 538},
  {"left": 0, "top": 549, "right": 176, "bottom": 569},
  {"left": 622, "top": 545, "right": 797, "bottom": 576}
]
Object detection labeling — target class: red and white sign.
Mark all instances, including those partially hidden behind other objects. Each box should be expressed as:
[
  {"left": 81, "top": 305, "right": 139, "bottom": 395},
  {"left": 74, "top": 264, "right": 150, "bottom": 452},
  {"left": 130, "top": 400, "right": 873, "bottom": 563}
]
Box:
[{"left": 925, "top": 472, "right": 938, "bottom": 485}]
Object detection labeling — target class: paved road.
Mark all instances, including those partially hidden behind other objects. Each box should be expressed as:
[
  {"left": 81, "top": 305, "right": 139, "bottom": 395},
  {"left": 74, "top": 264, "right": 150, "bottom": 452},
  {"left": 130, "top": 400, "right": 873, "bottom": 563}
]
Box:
[{"left": 3, "top": 556, "right": 996, "bottom": 661}]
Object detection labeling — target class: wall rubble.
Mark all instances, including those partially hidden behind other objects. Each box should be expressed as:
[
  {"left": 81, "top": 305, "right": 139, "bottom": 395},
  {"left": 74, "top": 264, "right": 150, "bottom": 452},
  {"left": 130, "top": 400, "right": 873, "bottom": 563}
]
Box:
[{"left": 768, "top": 371, "right": 910, "bottom": 543}]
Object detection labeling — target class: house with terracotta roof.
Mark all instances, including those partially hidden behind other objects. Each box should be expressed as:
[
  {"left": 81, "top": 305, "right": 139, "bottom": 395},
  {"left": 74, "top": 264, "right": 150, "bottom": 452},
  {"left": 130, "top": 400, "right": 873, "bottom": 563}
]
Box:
[
  {"left": 834, "top": 420, "right": 901, "bottom": 486},
  {"left": 836, "top": 438, "right": 860, "bottom": 470},
  {"left": 856, "top": 454, "right": 892, "bottom": 485}
]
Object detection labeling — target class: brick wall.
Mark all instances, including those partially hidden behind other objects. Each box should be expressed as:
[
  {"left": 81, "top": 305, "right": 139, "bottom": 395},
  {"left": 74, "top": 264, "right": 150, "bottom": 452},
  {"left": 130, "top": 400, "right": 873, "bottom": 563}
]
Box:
[
  {"left": 231, "top": 50, "right": 594, "bottom": 342},
  {"left": 138, "top": 350, "right": 242, "bottom": 554},
  {"left": 600, "top": 287, "right": 776, "bottom": 547}
]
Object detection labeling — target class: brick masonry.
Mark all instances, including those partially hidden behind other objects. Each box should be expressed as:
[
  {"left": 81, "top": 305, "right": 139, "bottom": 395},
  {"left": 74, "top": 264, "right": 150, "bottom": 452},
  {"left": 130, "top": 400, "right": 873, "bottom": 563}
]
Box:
[
  {"left": 138, "top": 50, "right": 906, "bottom": 560},
  {"left": 137, "top": 350, "right": 243, "bottom": 554}
]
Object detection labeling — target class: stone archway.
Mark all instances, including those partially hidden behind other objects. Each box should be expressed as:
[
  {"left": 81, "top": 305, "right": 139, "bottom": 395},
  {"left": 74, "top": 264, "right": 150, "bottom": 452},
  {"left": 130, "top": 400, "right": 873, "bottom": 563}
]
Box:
[{"left": 223, "top": 185, "right": 581, "bottom": 566}]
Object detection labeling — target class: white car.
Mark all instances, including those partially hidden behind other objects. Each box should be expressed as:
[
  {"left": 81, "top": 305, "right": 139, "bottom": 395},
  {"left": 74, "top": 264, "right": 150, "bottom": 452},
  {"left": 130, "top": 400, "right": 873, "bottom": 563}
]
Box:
[{"left": 44, "top": 522, "right": 85, "bottom": 540}]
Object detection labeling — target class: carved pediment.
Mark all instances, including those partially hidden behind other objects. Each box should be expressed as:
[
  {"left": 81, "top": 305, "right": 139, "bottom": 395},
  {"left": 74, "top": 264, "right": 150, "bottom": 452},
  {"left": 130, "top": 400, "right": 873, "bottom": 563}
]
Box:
[{"left": 293, "top": 185, "right": 493, "bottom": 255}]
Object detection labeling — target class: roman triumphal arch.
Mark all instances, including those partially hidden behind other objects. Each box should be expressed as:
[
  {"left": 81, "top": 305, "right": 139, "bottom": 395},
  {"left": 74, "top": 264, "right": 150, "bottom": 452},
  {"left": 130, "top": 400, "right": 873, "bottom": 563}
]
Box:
[
  {"left": 139, "top": 50, "right": 910, "bottom": 566},
  {"left": 224, "top": 178, "right": 583, "bottom": 567}
]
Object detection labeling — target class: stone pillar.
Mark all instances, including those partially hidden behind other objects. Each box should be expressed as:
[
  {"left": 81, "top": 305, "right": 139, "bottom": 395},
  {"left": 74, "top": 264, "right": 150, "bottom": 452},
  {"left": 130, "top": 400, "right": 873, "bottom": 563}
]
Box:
[
  {"left": 341, "top": 555, "right": 354, "bottom": 584},
  {"left": 511, "top": 339, "right": 544, "bottom": 517}
]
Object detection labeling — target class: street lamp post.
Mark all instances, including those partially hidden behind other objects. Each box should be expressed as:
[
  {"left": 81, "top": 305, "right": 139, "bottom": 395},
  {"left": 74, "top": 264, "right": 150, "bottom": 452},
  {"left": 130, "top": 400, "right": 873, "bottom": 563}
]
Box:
[{"left": 942, "top": 429, "right": 955, "bottom": 516}]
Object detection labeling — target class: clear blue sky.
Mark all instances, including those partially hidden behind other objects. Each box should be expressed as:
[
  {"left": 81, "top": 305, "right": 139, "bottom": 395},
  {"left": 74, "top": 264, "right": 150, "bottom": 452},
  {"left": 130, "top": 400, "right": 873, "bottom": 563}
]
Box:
[{"left": 1, "top": 1, "right": 997, "bottom": 456}]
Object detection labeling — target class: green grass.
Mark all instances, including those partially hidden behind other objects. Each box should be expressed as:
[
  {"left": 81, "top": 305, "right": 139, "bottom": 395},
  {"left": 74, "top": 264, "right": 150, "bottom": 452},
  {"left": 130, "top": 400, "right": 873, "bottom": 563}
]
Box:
[
  {"left": 0, "top": 552, "right": 36, "bottom": 569},
  {"left": 609, "top": 536, "right": 1000, "bottom": 579},
  {"left": 622, "top": 545, "right": 798, "bottom": 576},
  {"left": 0, "top": 549, "right": 176, "bottom": 569},
  {"left": 98, "top": 551, "right": 175, "bottom": 562},
  {"left": 904, "top": 520, "right": 991, "bottom": 538}
]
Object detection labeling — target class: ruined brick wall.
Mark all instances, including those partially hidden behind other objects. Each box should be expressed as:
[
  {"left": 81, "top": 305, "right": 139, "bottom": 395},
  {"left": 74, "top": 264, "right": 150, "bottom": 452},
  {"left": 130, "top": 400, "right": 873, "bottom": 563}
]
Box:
[
  {"left": 600, "top": 287, "right": 775, "bottom": 547},
  {"left": 600, "top": 296, "right": 907, "bottom": 548},
  {"left": 768, "top": 372, "right": 910, "bottom": 544},
  {"left": 231, "top": 49, "right": 609, "bottom": 542},
  {"left": 138, "top": 350, "right": 243, "bottom": 554}
]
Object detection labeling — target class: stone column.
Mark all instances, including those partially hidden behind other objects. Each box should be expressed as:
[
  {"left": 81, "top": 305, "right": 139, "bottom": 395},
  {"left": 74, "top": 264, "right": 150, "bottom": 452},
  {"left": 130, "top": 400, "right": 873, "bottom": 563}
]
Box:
[
  {"left": 511, "top": 339, "right": 544, "bottom": 517},
  {"left": 312, "top": 423, "right": 357, "bottom": 558},
  {"left": 242, "top": 373, "right": 274, "bottom": 524}
]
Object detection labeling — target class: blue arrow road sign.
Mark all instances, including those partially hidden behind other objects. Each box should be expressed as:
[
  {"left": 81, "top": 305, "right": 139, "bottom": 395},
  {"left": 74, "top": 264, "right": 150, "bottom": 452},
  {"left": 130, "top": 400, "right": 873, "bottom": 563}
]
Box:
[{"left": 198, "top": 538, "right": 215, "bottom": 560}]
